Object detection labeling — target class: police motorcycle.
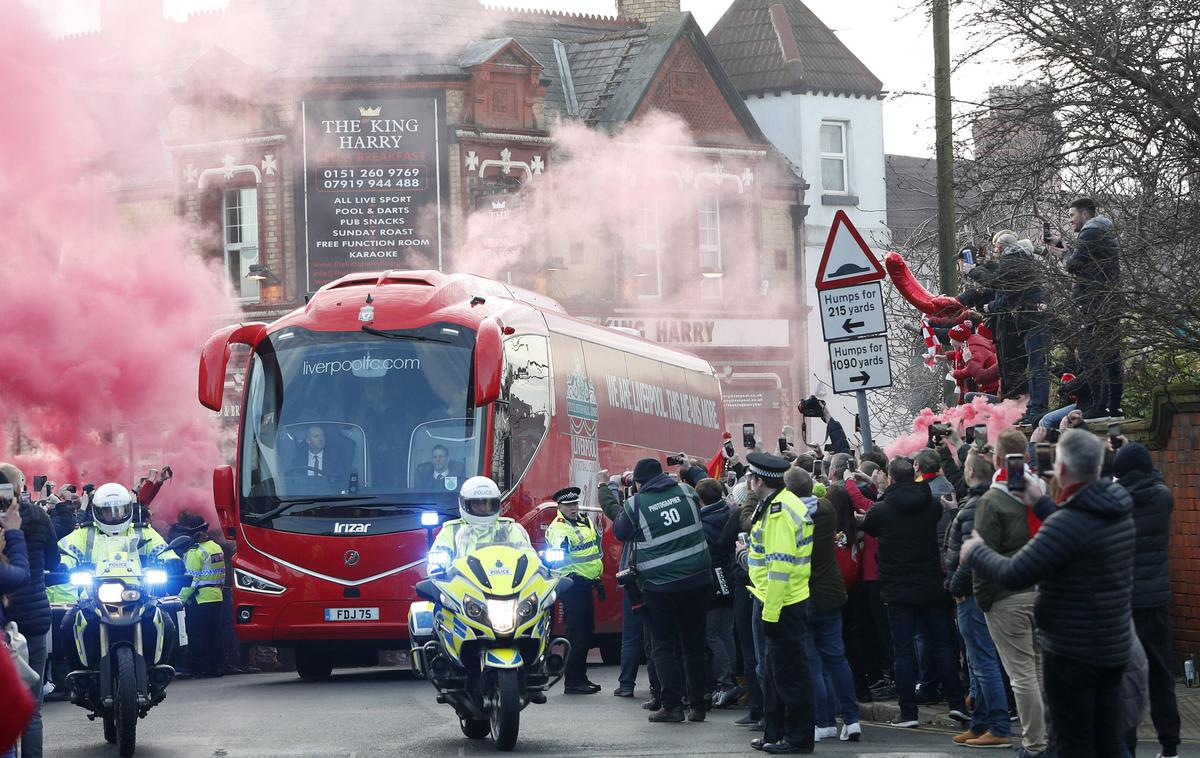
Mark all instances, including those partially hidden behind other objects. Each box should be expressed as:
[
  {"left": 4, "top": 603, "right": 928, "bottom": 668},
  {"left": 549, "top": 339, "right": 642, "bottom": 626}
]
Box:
[
  {"left": 408, "top": 528, "right": 572, "bottom": 751},
  {"left": 49, "top": 537, "right": 191, "bottom": 757}
]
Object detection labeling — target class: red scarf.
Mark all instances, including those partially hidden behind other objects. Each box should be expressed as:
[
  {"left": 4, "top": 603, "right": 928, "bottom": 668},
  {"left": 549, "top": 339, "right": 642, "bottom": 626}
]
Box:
[
  {"left": 1056, "top": 481, "right": 1085, "bottom": 504},
  {"left": 995, "top": 466, "right": 1044, "bottom": 537}
]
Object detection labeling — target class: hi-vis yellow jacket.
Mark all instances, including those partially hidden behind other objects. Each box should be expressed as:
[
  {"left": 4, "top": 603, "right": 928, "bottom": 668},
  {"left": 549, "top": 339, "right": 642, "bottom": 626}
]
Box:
[
  {"left": 545, "top": 513, "right": 603, "bottom": 581},
  {"left": 748, "top": 488, "right": 814, "bottom": 623}
]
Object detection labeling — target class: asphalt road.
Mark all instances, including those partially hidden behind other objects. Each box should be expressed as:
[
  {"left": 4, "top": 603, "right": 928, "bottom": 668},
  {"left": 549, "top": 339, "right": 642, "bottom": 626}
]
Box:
[{"left": 39, "top": 665, "right": 1163, "bottom": 757}]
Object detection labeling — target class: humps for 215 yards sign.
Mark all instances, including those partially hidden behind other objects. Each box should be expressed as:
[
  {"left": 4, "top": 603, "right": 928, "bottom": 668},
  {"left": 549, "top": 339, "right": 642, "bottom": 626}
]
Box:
[{"left": 300, "top": 96, "right": 448, "bottom": 290}]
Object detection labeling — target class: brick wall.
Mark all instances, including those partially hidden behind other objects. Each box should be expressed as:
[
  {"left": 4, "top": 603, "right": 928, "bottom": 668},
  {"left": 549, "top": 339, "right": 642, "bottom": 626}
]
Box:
[{"left": 1128, "top": 386, "right": 1200, "bottom": 657}]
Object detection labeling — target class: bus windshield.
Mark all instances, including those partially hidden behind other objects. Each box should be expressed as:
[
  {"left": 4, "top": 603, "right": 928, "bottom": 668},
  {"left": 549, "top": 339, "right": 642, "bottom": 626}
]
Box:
[{"left": 238, "top": 324, "right": 485, "bottom": 519}]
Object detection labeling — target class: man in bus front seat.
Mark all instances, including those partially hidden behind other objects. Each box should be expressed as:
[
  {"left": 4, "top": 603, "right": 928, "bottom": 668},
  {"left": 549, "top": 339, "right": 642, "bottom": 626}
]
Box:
[
  {"left": 291, "top": 425, "right": 350, "bottom": 486},
  {"left": 416, "top": 445, "right": 464, "bottom": 491}
]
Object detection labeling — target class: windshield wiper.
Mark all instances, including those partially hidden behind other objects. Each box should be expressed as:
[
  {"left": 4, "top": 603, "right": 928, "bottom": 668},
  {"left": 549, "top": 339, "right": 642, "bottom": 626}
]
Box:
[
  {"left": 245, "top": 496, "right": 379, "bottom": 524},
  {"left": 360, "top": 326, "right": 452, "bottom": 343}
]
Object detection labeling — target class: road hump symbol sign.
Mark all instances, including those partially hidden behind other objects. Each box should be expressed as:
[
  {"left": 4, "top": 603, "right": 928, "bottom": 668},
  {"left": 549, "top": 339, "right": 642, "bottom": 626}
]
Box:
[{"left": 815, "top": 209, "right": 886, "bottom": 291}]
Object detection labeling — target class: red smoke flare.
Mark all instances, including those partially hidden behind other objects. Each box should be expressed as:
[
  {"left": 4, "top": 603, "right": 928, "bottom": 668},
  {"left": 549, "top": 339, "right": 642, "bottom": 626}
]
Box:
[{"left": 0, "top": 4, "right": 236, "bottom": 530}]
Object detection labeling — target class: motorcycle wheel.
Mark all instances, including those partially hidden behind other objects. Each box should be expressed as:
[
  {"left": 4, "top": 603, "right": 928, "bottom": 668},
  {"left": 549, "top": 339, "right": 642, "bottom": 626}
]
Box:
[
  {"left": 114, "top": 646, "right": 138, "bottom": 757},
  {"left": 460, "top": 717, "right": 490, "bottom": 739},
  {"left": 103, "top": 713, "right": 116, "bottom": 744},
  {"left": 488, "top": 668, "right": 521, "bottom": 751}
]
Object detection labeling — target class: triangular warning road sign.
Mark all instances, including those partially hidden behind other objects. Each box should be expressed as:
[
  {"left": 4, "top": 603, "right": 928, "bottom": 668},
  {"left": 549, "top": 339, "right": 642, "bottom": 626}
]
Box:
[{"left": 815, "top": 209, "right": 886, "bottom": 291}]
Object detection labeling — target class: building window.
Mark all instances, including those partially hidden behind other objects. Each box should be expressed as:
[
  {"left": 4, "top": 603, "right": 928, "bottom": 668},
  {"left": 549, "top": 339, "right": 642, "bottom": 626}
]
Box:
[
  {"left": 698, "top": 192, "right": 723, "bottom": 299},
  {"left": 820, "top": 121, "right": 849, "bottom": 193},
  {"left": 775, "top": 248, "right": 789, "bottom": 270},
  {"left": 635, "top": 204, "right": 661, "bottom": 298},
  {"left": 224, "top": 187, "right": 260, "bottom": 302}
]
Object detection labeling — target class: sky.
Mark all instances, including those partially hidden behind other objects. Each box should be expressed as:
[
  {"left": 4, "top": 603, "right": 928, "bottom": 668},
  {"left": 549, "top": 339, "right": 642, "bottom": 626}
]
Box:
[{"left": 28, "top": 0, "right": 1013, "bottom": 158}]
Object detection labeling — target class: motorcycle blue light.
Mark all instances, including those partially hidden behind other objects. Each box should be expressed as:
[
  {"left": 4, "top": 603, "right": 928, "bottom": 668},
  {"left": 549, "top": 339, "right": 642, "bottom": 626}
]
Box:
[
  {"left": 420, "top": 511, "right": 439, "bottom": 527},
  {"left": 427, "top": 548, "right": 452, "bottom": 572},
  {"left": 70, "top": 570, "right": 94, "bottom": 587},
  {"left": 144, "top": 569, "right": 168, "bottom": 585},
  {"left": 543, "top": 548, "right": 566, "bottom": 564}
]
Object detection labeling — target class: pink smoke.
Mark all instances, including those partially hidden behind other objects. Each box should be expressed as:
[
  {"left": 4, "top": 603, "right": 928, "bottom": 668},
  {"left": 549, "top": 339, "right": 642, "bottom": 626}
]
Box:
[
  {"left": 885, "top": 397, "right": 1028, "bottom": 458},
  {"left": 452, "top": 111, "right": 777, "bottom": 309},
  {"left": 0, "top": 4, "right": 236, "bottom": 529}
]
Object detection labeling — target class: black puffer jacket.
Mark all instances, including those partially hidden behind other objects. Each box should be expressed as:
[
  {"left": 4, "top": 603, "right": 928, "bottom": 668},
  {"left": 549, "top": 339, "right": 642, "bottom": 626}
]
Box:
[
  {"left": 944, "top": 484, "right": 988, "bottom": 598},
  {"left": 1119, "top": 470, "right": 1173, "bottom": 609},
  {"left": 8, "top": 501, "right": 62, "bottom": 636},
  {"left": 1064, "top": 216, "right": 1120, "bottom": 311},
  {"left": 968, "top": 480, "right": 1135, "bottom": 667},
  {"left": 861, "top": 481, "right": 946, "bottom": 605}
]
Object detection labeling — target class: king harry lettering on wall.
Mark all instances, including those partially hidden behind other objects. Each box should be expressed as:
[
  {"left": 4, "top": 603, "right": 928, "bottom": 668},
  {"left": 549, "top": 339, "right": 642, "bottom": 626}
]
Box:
[{"left": 603, "top": 319, "right": 716, "bottom": 344}]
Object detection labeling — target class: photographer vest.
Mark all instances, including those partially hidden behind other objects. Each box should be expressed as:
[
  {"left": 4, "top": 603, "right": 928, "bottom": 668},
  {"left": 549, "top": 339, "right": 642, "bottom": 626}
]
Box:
[{"left": 624, "top": 484, "right": 710, "bottom": 587}]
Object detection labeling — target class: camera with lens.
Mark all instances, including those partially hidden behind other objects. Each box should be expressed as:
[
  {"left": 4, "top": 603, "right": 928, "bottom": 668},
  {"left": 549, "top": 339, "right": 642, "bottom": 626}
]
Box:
[
  {"left": 616, "top": 566, "right": 644, "bottom": 608},
  {"left": 798, "top": 395, "right": 826, "bottom": 418}
]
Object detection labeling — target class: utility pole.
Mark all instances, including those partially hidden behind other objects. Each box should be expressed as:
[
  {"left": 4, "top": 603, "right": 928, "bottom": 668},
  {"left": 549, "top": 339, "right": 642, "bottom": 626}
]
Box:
[{"left": 932, "top": 0, "right": 958, "bottom": 295}]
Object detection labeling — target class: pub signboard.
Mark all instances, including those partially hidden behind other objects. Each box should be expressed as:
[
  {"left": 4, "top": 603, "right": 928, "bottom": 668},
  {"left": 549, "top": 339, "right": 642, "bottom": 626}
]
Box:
[{"left": 299, "top": 95, "right": 447, "bottom": 290}]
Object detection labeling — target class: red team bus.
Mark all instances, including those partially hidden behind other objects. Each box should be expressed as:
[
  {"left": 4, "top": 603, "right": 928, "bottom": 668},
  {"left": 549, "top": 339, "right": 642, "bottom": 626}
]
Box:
[{"left": 198, "top": 270, "right": 725, "bottom": 678}]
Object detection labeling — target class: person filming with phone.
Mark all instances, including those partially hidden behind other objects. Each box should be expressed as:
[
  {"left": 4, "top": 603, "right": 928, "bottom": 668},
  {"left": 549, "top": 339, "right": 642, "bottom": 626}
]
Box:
[{"left": 962, "top": 429, "right": 1136, "bottom": 758}]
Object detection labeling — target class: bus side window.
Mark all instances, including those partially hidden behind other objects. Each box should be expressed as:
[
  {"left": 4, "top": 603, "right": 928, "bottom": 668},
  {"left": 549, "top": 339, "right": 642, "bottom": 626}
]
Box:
[{"left": 493, "top": 335, "right": 551, "bottom": 493}]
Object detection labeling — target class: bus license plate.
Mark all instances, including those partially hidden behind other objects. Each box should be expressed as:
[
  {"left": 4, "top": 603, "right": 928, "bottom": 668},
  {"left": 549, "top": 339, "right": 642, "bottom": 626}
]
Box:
[{"left": 324, "top": 607, "right": 379, "bottom": 622}]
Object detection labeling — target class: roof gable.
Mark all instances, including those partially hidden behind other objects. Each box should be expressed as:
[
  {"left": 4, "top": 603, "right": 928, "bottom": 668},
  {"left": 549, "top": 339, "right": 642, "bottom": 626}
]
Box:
[
  {"left": 707, "top": 0, "right": 883, "bottom": 98},
  {"left": 459, "top": 37, "right": 543, "bottom": 70},
  {"left": 567, "top": 12, "right": 768, "bottom": 145}
]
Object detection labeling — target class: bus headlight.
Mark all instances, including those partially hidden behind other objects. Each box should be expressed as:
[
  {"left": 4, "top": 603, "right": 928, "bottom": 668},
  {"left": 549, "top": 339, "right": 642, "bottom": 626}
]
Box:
[
  {"left": 144, "top": 569, "right": 168, "bottom": 586},
  {"left": 70, "top": 570, "right": 94, "bottom": 587},
  {"left": 233, "top": 568, "right": 286, "bottom": 595},
  {"left": 487, "top": 599, "right": 517, "bottom": 635},
  {"left": 97, "top": 582, "right": 126, "bottom": 604}
]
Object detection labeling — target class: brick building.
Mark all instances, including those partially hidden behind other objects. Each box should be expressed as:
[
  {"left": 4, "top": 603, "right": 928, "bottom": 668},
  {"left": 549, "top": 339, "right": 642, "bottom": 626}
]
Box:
[{"left": 73, "top": 0, "right": 814, "bottom": 443}]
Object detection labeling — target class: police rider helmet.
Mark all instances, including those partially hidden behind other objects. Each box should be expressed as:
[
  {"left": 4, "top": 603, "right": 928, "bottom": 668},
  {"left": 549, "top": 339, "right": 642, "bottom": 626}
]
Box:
[
  {"left": 92, "top": 482, "right": 135, "bottom": 536},
  {"left": 458, "top": 476, "right": 502, "bottom": 527}
]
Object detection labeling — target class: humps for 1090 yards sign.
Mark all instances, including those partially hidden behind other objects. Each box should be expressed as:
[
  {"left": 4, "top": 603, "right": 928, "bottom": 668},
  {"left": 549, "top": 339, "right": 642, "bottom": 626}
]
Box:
[{"left": 300, "top": 96, "right": 447, "bottom": 290}]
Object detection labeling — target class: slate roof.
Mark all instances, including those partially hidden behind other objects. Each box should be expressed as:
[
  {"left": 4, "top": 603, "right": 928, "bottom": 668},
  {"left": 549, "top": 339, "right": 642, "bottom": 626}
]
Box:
[
  {"left": 707, "top": 0, "right": 883, "bottom": 98},
  {"left": 66, "top": 0, "right": 783, "bottom": 172}
]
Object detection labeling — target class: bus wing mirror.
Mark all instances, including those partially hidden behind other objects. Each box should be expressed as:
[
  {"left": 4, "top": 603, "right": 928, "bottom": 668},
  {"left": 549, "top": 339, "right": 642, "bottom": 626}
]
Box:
[
  {"left": 213, "top": 465, "right": 236, "bottom": 539},
  {"left": 473, "top": 318, "right": 503, "bottom": 407},
  {"left": 198, "top": 322, "right": 267, "bottom": 412}
]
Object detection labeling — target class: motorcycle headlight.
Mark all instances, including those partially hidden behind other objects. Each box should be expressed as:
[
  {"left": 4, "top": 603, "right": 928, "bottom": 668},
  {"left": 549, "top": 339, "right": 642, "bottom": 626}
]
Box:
[
  {"left": 97, "top": 582, "right": 126, "bottom": 604},
  {"left": 70, "top": 570, "right": 94, "bottom": 587},
  {"left": 464, "top": 596, "right": 487, "bottom": 622},
  {"left": 121, "top": 588, "right": 142, "bottom": 602},
  {"left": 144, "top": 569, "right": 168, "bottom": 586},
  {"left": 542, "top": 547, "right": 566, "bottom": 565},
  {"left": 486, "top": 599, "right": 517, "bottom": 635},
  {"left": 517, "top": 595, "right": 538, "bottom": 620},
  {"left": 233, "top": 568, "right": 285, "bottom": 595}
]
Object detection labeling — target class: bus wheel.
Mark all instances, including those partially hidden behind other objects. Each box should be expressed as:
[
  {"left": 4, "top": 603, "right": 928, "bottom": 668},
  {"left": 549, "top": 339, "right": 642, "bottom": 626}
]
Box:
[{"left": 295, "top": 647, "right": 334, "bottom": 680}]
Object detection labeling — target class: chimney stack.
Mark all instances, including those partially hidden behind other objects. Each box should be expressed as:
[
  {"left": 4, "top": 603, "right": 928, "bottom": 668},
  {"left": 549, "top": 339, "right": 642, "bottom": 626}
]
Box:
[{"left": 615, "top": 0, "right": 680, "bottom": 26}]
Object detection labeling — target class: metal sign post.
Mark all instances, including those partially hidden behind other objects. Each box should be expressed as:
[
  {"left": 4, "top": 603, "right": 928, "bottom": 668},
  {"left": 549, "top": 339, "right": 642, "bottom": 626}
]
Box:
[{"left": 856, "top": 389, "right": 873, "bottom": 452}]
